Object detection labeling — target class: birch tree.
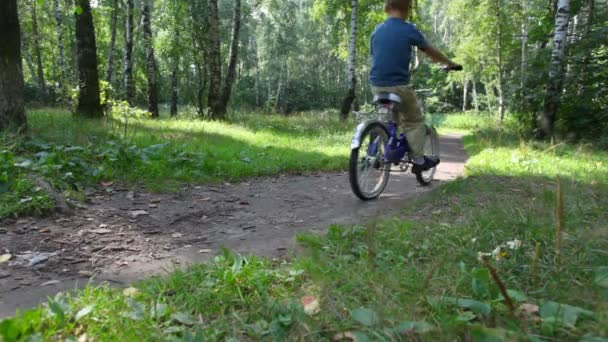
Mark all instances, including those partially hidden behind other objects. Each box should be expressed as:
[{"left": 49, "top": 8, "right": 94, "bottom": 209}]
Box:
[
  {"left": 105, "top": 0, "right": 119, "bottom": 84},
  {"left": 207, "top": 0, "right": 222, "bottom": 119},
  {"left": 217, "top": 0, "right": 243, "bottom": 118},
  {"left": 340, "top": 0, "right": 359, "bottom": 120},
  {"left": 123, "top": 0, "right": 135, "bottom": 104},
  {"left": 540, "top": 0, "right": 571, "bottom": 137},
  {"left": 142, "top": 0, "right": 159, "bottom": 118}
]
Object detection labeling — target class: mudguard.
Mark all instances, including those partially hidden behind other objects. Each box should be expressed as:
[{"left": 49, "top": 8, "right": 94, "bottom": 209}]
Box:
[{"left": 350, "top": 120, "right": 388, "bottom": 150}]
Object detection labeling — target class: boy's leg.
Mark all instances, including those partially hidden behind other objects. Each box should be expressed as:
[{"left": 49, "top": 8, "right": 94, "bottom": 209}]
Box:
[{"left": 371, "top": 85, "right": 426, "bottom": 159}]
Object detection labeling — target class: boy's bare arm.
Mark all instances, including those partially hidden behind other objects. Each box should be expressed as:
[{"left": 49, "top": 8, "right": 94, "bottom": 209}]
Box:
[{"left": 419, "top": 46, "right": 459, "bottom": 67}]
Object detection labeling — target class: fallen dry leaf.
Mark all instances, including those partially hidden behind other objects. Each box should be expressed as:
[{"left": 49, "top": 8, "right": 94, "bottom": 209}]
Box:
[
  {"left": 519, "top": 303, "right": 539, "bottom": 315},
  {"left": 123, "top": 287, "right": 140, "bottom": 297},
  {"left": 89, "top": 229, "right": 112, "bottom": 235},
  {"left": 300, "top": 295, "right": 321, "bottom": 316},
  {"left": 198, "top": 249, "right": 212, "bottom": 254},
  {"left": 41, "top": 280, "right": 61, "bottom": 286},
  {"left": 0, "top": 254, "right": 12, "bottom": 263},
  {"left": 101, "top": 181, "right": 114, "bottom": 187},
  {"left": 130, "top": 210, "right": 149, "bottom": 218},
  {"left": 332, "top": 332, "right": 357, "bottom": 341}
]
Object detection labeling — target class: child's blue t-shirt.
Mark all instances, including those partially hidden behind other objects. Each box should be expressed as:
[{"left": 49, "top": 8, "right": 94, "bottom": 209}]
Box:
[{"left": 369, "top": 18, "right": 429, "bottom": 87}]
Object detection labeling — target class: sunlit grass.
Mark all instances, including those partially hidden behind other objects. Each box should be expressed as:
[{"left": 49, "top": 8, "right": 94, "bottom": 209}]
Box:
[{"left": 464, "top": 130, "right": 608, "bottom": 185}]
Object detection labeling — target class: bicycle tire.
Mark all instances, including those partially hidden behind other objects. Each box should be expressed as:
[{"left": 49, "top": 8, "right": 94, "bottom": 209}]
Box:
[
  {"left": 349, "top": 122, "right": 391, "bottom": 200},
  {"left": 415, "top": 126, "right": 440, "bottom": 186}
]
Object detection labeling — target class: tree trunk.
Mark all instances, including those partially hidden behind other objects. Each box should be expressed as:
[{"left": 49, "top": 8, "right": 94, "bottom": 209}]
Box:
[
  {"left": 53, "top": 0, "right": 67, "bottom": 88},
  {"left": 462, "top": 78, "right": 469, "bottom": 112},
  {"left": 142, "top": 0, "right": 159, "bottom": 118},
  {"left": 0, "top": 0, "right": 27, "bottom": 132},
  {"left": 495, "top": 0, "right": 505, "bottom": 125},
  {"left": 105, "top": 0, "right": 118, "bottom": 84},
  {"left": 207, "top": 0, "right": 222, "bottom": 119},
  {"left": 170, "top": 30, "right": 179, "bottom": 117},
  {"left": 520, "top": 0, "right": 528, "bottom": 107},
  {"left": 23, "top": 48, "right": 38, "bottom": 83},
  {"left": 31, "top": 0, "right": 47, "bottom": 98},
  {"left": 123, "top": 0, "right": 135, "bottom": 105},
  {"left": 216, "top": 0, "right": 242, "bottom": 118},
  {"left": 340, "top": 0, "right": 359, "bottom": 119},
  {"left": 75, "top": 0, "right": 103, "bottom": 118},
  {"left": 472, "top": 79, "right": 479, "bottom": 112},
  {"left": 540, "top": 0, "right": 571, "bottom": 137}
]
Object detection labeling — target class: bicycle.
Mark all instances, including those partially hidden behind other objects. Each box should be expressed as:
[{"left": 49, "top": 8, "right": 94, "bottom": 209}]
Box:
[{"left": 348, "top": 66, "right": 462, "bottom": 201}]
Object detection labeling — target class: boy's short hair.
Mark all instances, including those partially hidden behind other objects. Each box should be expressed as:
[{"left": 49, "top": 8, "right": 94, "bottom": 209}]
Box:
[{"left": 385, "top": 0, "right": 411, "bottom": 13}]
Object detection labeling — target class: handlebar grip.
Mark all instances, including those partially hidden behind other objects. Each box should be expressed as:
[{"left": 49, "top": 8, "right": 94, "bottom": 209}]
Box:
[{"left": 440, "top": 65, "right": 463, "bottom": 72}]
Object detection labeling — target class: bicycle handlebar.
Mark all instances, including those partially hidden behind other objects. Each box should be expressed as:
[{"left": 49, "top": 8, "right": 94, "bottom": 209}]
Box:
[{"left": 440, "top": 65, "right": 463, "bottom": 72}]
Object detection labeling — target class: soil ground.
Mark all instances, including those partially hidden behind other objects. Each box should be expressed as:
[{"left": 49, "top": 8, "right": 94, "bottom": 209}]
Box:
[{"left": 0, "top": 133, "right": 466, "bottom": 318}]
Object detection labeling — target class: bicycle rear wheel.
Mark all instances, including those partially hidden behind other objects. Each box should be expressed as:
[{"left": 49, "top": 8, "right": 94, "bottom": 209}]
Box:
[
  {"left": 349, "top": 123, "right": 390, "bottom": 200},
  {"left": 415, "top": 126, "right": 440, "bottom": 186}
]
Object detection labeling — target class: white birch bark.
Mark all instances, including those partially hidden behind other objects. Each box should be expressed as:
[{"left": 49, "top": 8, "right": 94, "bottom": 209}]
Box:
[{"left": 540, "top": 0, "right": 571, "bottom": 137}]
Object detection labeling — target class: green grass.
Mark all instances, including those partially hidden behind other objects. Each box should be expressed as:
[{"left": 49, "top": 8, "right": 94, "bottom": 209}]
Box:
[
  {"left": 2, "top": 112, "right": 607, "bottom": 340},
  {"left": 1, "top": 108, "right": 496, "bottom": 219},
  {"left": 0, "top": 108, "right": 354, "bottom": 219},
  {"left": 26, "top": 108, "right": 353, "bottom": 185}
]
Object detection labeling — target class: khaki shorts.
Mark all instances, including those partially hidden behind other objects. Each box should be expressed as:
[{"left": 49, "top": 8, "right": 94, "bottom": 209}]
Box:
[{"left": 371, "top": 85, "right": 426, "bottom": 158}]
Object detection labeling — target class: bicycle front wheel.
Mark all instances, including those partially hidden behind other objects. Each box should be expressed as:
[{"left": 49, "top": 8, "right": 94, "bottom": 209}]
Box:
[
  {"left": 416, "top": 126, "right": 440, "bottom": 186},
  {"left": 349, "top": 123, "right": 390, "bottom": 200}
]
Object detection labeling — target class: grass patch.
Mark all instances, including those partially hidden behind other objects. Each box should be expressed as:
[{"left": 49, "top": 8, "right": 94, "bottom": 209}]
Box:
[
  {"left": 3, "top": 116, "right": 607, "bottom": 340},
  {"left": 1, "top": 109, "right": 485, "bottom": 219}
]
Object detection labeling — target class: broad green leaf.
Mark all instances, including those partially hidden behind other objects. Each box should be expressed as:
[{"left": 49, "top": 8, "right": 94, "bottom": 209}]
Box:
[
  {"left": 580, "top": 335, "right": 608, "bottom": 342},
  {"left": 539, "top": 301, "right": 594, "bottom": 328},
  {"left": 470, "top": 324, "right": 510, "bottom": 342},
  {"left": 594, "top": 267, "right": 608, "bottom": 288},
  {"left": 151, "top": 303, "right": 168, "bottom": 319},
  {"left": 472, "top": 267, "right": 490, "bottom": 299},
  {"left": 496, "top": 289, "right": 527, "bottom": 302},
  {"left": 75, "top": 305, "right": 94, "bottom": 321},
  {"left": 456, "top": 311, "right": 477, "bottom": 322},
  {"left": 75, "top": 5, "right": 83, "bottom": 15},
  {"left": 171, "top": 312, "right": 197, "bottom": 326},
  {"left": 432, "top": 297, "right": 492, "bottom": 315},
  {"left": 48, "top": 301, "right": 66, "bottom": 323},
  {"left": 351, "top": 307, "right": 379, "bottom": 326},
  {"left": 122, "top": 298, "right": 146, "bottom": 321},
  {"left": 397, "top": 321, "right": 434, "bottom": 333}
]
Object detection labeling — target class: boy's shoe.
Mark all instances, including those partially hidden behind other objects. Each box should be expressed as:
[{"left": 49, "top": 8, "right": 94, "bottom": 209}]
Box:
[{"left": 412, "top": 157, "right": 440, "bottom": 174}]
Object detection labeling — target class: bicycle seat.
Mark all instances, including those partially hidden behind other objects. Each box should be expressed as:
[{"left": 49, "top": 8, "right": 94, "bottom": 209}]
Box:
[{"left": 373, "top": 93, "right": 401, "bottom": 104}]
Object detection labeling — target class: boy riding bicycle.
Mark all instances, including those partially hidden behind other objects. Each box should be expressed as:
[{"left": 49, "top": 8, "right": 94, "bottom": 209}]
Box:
[{"left": 370, "top": 0, "right": 461, "bottom": 174}]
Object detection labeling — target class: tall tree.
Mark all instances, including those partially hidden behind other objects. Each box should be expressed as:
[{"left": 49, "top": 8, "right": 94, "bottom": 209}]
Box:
[
  {"left": 142, "top": 0, "right": 159, "bottom": 118},
  {"left": 105, "top": 0, "right": 119, "bottom": 84},
  {"left": 53, "top": 0, "right": 68, "bottom": 88},
  {"left": 206, "top": 0, "right": 222, "bottom": 119},
  {"left": 217, "top": 0, "right": 242, "bottom": 118},
  {"left": 74, "top": 0, "right": 103, "bottom": 117},
  {"left": 31, "top": 0, "right": 47, "bottom": 98},
  {"left": 170, "top": 30, "right": 179, "bottom": 117},
  {"left": 340, "top": 0, "right": 359, "bottom": 119},
  {"left": 495, "top": 0, "right": 506, "bottom": 124},
  {"left": 123, "top": 0, "right": 135, "bottom": 104},
  {"left": 0, "top": 0, "right": 27, "bottom": 132},
  {"left": 540, "top": 0, "right": 571, "bottom": 137}
]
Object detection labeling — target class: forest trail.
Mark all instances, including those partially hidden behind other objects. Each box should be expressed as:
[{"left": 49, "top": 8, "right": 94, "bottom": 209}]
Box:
[{"left": 0, "top": 134, "right": 467, "bottom": 317}]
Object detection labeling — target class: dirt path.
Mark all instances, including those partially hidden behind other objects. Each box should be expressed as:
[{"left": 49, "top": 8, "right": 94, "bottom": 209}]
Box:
[{"left": 0, "top": 133, "right": 467, "bottom": 318}]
